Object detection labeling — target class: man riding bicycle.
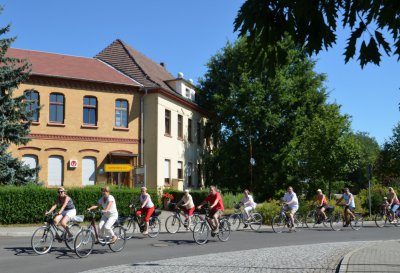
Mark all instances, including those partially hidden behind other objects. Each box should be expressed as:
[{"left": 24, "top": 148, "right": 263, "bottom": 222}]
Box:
[
  {"left": 281, "top": 186, "right": 299, "bottom": 232},
  {"left": 336, "top": 187, "right": 355, "bottom": 227},
  {"left": 197, "top": 185, "right": 224, "bottom": 235}
]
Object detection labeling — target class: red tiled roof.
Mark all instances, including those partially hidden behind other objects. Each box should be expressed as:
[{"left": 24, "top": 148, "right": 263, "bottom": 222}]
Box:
[
  {"left": 95, "top": 39, "right": 175, "bottom": 91},
  {"left": 6, "top": 48, "right": 140, "bottom": 87}
]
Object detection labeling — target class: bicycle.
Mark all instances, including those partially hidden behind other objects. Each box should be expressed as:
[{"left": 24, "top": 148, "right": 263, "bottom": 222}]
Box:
[
  {"left": 117, "top": 205, "right": 161, "bottom": 239},
  {"left": 304, "top": 205, "right": 337, "bottom": 230},
  {"left": 192, "top": 208, "right": 231, "bottom": 245},
  {"left": 271, "top": 204, "right": 302, "bottom": 233},
  {"left": 330, "top": 204, "right": 364, "bottom": 231},
  {"left": 227, "top": 202, "right": 263, "bottom": 231},
  {"left": 375, "top": 200, "right": 400, "bottom": 227},
  {"left": 73, "top": 211, "right": 126, "bottom": 258},
  {"left": 164, "top": 203, "right": 202, "bottom": 233},
  {"left": 31, "top": 212, "right": 83, "bottom": 255}
]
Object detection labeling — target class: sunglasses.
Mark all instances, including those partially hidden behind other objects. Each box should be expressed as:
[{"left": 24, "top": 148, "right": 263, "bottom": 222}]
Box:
[{"left": 58, "top": 191, "right": 64, "bottom": 193}]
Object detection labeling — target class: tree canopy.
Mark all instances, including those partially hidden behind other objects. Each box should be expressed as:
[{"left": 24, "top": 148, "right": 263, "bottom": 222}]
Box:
[{"left": 234, "top": 0, "right": 400, "bottom": 68}]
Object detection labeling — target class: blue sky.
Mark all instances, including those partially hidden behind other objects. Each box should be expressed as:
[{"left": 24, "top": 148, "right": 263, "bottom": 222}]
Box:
[{"left": 2, "top": 0, "right": 399, "bottom": 145}]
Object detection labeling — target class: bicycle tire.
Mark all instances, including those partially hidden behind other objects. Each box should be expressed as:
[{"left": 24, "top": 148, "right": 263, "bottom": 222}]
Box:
[
  {"left": 217, "top": 218, "right": 231, "bottom": 241},
  {"left": 330, "top": 212, "right": 342, "bottom": 231},
  {"left": 271, "top": 214, "right": 286, "bottom": 233},
  {"left": 374, "top": 213, "right": 387, "bottom": 228},
  {"left": 123, "top": 219, "right": 137, "bottom": 239},
  {"left": 148, "top": 217, "right": 161, "bottom": 238},
  {"left": 189, "top": 214, "right": 202, "bottom": 231},
  {"left": 31, "top": 226, "right": 54, "bottom": 255},
  {"left": 108, "top": 225, "right": 126, "bottom": 252},
  {"left": 193, "top": 221, "right": 209, "bottom": 245},
  {"left": 74, "top": 228, "right": 95, "bottom": 258},
  {"left": 228, "top": 214, "right": 241, "bottom": 231},
  {"left": 304, "top": 210, "right": 316, "bottom": 228},
  {"left": 350, "top": 213, "right": 363, "bottom": 231},
  {"left": 64, "top": 223, "right": 81, "bottom": 250},
  {"left": 165, "top": 215, "right": 180, "bottom": 234},
  {"left": 249, "top": 212, "right": 263, "bottom": 231}
]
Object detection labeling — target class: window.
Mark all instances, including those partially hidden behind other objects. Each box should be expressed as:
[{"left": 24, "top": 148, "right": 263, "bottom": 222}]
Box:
[
  {"left": 82, "top": 157, "right": 96, "bottom": 186},
  {"left": 178, "top": 115, "right": 183, "bottom": 139},
  {"left": 83, "top": 96, "right": 97, "bottom": 125},
  {"left": 185, "top": 88, "right": 190, "bottom": 98},
  {"left": 164, "top": 159, "right": 170, "bottom": 184},
  {"left": 197, "top": 163, "right": 202, "bottom": 187},
  {"left": 165, "top": 109, "right": 171, "bottom": 135},
  {"left": 115, "top": 99, "right": 128, "bottom": 128},
  {"left": 22, "top": 155, "right": 38, "bottom": 180},
  {"left": 24, "top": 90, "right": 39, "bottom": 122},
  {"left": 188, "top": 119, "right": 192, "bottom": 142},
  {"left": 187, "top": 162, "right": 193, "bottom": 187},
  {"left": 177, "top": 161, "right": 183, "bottom": 179},
  {"left": 197, "top": 122, "right": 202, "bottom": 145},
  {"left": 49, "top": 93, "right": 64, "bottom": 123},
  {"left": 48, "top": 156, "right": 63, "bottom": 186}
]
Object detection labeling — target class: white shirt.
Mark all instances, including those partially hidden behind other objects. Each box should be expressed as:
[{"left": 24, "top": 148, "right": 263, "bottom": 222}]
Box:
[
  {"left": 282, "top": 192, "right": 299, "bottom": 209},
  {"left": 98, "top": 195, "right": 118, "bottom": 216},
  {"left": 180, "top": 194, "right": 195, "bottom": 209},
  {"left": 240, "top": 195, "right": 256, "bottom": 208},
  {"left": 140, "top": 193, "right": 154, "bottom": 208}
]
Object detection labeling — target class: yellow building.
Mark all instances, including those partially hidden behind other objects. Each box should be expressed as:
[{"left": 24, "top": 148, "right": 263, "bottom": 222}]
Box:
[{"left": 7, "top": 39, "right": 206, "bottom": 189}]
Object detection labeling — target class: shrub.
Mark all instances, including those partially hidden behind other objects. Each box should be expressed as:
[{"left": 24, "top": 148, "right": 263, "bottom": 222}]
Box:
[{"left": 256, "top": 200, "right": 281, "bottom": 225}]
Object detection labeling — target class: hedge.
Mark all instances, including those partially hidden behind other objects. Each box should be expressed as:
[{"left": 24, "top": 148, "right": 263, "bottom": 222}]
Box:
[{"left": 0, "top": 185, "right": 159, "bottom": 224}]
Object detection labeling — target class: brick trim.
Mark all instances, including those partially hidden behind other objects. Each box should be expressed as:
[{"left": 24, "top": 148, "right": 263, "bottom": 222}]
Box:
[
  {"left": 29, "top": 133, "right": 139, "bottom": 144},
  {"left": 79, "top": 149, "right": 100, "bottom": 153},
  {"left": 44, "top": 147, "right": 67, "bottom": 152},
  {"left": 17, "top": 146, "right": 42, "bottom": 151}
]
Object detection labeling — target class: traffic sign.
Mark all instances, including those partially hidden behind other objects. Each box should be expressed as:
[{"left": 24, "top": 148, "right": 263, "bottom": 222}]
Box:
[{"left": 104, "top": 164, "right": 133, "bottom": 172}]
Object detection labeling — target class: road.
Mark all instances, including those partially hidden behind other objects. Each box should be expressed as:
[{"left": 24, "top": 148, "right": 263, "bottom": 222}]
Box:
[{"left": 0, "top": 225, "right": 398, "bottom": 273}]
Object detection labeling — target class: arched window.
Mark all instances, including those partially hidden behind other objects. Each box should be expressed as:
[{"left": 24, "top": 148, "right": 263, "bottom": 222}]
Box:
[
  {"left": 115, "top": 99, "right": 128, "bottom": 128},
  {"left": 82, "top": 157, "right": 96, "bottom": 186},
  {"left": 49, "top": 93, "right": 65, "bottom": 123},
  {"left": 48, "top": 156, "right": 63, "bottom": 186},
  {"left": 24, "top": 90, "right": 40, "bottom": 122},
  {"left": 83, "top": 96, "right": 97, "bottom": 125},
  {"left": 22, "top": 154, "right": 38, "bottom": 180}
]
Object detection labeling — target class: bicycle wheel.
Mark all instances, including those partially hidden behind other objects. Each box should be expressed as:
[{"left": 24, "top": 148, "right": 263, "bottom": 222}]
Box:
[
  {"left": 31, "top": 226, "right": 54, "bottom": 255},
  {"left": 293, "top": 214, "right": 303, "bottom": 229},
  {"left": 249, "top": 212, "right": 263, "bottom": 231},
  {"left": 165, "top": 215, "right": 180, "bottom": 234},
  {"left": 217, "top": 218, "right": 231, "bottom": 241},
  {"left": 374, "top": 213, "right": 387, "bottom": 228},
  {"left": 189, "top": 214, "right": 202, "bottom": 231},
  {"left": 228, "top": 214, "right": 241, "bottom": 231},
  {"left": 109, "top": 225, "right": 126, "bottom": 252},
  {"left": 350, "top": 213, "right": 363, "bottom": 230},
  {"left": 193, "top": 221, "right": 209, "bottom": 245},
  {"left": 271, "top": 214, "right": 286, "bottom": 233},
  {"left": 74, "top": 228, "right": 95, "bottom": 258},
  {"left": 148, "top": 217, "right": 161, "bottom": 238},
  {"left": 330, "top": 212, "right": 342, "bottom": 231},
  {"left": 304, "top": 210, "right": 316, "bottom": 228},
  {"left": 64, "top": 223, "right": 81, "bottom": 250},
  {"left": 123, "top": 219, "right": 137, "bottom": 239}
]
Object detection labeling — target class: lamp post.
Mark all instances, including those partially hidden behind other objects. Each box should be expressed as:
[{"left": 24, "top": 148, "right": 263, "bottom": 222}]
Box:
[{"left": 249, "top": 134, "right": 255, "bottom": 191}]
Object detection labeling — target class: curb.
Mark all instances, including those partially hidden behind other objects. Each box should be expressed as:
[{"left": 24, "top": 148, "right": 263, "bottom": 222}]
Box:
[{"left": 337, "top": 241, "right": 379, "bottom": 273}]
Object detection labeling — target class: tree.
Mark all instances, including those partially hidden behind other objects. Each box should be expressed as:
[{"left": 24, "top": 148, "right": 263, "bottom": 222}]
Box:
[
  {"left": 0, "top": 10, "right": 37, "bottom": 185},
  {"left": 234, "top": 0, "right": 400, "bottom": 68},
  {"left": 198, "top": 37, "right": 359, "bottom": 200}
]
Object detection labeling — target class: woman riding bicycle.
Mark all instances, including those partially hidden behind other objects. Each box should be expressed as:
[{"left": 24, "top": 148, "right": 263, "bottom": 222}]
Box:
[
  {"left": 177, "top": 189, "right": 195, "bottom": 229},
  {"left": 131, "top": 186, "right": 155, "bottom": 235},
  {"left": 336, "top": 187, "right": 355, "bottom": 227},
  {"left": 314, "top": 189, "right": 328, "bottom": 221},
  {"left": 387, "top": 187, "right": 399, "bottom": 223},
  {"left": 87, "top": 186, "right": 118, "bottom": 244},
  {"left": 240, "top": 189, "right": 256, "bottom": 228},
  {"left": 45, "top": 186, "right": 76, "bottom": 240}
]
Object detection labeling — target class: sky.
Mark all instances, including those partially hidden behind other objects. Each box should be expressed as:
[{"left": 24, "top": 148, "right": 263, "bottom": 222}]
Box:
[{"left": 2, "top": 0, "right": 399, "bottom": 146}]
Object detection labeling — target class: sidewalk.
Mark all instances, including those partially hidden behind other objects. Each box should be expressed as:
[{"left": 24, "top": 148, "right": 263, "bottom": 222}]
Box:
[{"left": 338, "top": 240, "right": 400, "bottom": 273}]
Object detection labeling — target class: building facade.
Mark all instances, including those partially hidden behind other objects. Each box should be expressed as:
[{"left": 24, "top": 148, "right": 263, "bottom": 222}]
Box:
[{"left": 7, "top": 40, "right": 206, "bottom": 189}]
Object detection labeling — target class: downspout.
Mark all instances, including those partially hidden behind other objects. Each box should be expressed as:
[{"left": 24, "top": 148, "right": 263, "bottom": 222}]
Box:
[{"left": 140, "top": 88, "right": 148, "bottom": 166}]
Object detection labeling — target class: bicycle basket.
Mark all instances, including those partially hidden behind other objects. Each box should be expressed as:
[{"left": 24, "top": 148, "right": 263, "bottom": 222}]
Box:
[
  {"left": 71, "top": 215, "right": 84, "bottom": 223},
  {"left": 234, "top": 203, "right": 241, "bottom": 210}
]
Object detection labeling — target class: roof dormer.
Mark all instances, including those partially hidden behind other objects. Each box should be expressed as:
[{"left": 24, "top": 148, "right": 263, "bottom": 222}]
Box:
[{"left": 165, "top": 72, "right": 196, "bottom": 102}]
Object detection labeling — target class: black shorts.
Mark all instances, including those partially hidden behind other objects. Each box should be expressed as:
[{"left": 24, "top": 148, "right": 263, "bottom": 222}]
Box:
[
  {"left": 345, "top": 206, "right": 355, "bottom": 212},
  {"left": 317, "top": 204, "right": 329, "bottom": 210}
]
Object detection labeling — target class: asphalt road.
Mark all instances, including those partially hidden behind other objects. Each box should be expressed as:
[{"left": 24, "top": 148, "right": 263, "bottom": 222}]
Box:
[{"left": 0, "top": 225, "right": 399, "bottom": 273}]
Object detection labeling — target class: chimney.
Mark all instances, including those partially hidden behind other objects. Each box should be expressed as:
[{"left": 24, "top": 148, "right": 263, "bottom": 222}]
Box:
[{"left": 160, "top": 62, "right": 166, "bottom": 69}]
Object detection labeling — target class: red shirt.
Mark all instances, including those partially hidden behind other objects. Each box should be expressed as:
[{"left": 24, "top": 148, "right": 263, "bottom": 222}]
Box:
[{"left": 204, "top": 192, "right": 224, "bottom": 212}]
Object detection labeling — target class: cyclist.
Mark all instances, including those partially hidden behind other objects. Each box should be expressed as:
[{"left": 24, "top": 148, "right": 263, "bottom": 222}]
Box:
[
  {"left": 45, "top": 186, "right": 76, "bottom": 240},
  {"left": 197, "top": 185, "right": 224, "bottom": 235},
  {"left": 177, "top": 189, "right": 195, "bottom": 229},
  {"left": 87, "top": 186, "right": 118, "bottom": 243},
  {"left": 387, "top": 187, "right": 399, "bottom": 223},
  {"left": 314, "top": 189, "right": 328, "bottom": 222},
  {"left": 240, "top": 189, "right": 256, "bottom": 228},
  {"left": 336, "top": 187, "right": 355, "bottom": 227},
  {"left": 281, "top": 186, "right": 299, "bottom": 232},
  {"left": 131, "top": 186, "right": 155, "bottom": 235}
]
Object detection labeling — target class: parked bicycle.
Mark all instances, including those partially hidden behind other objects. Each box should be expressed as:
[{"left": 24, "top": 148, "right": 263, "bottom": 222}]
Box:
[
  {"left": 271, "top": 204, "right": 302, "bottom": 233},
  {"left": 31, "top": 211, "right": 83, "bottom": 255},
  {"left": 330, "top": 204, "right": 364, "bottom": 231},
  {"left": 164, "top": 202, "right": 202, "bottom": 233},
  {"left": 228, "top": 202, "right": 263, "bottom": 231},
  {"left": 192, "top": 208, "right": 231, "bottom": 245},
  {"left": 304, "top": 205, "right": 337, "bottom": 230},
  {"left": 73, "top": 211, "right": 126, "bottom": 258},
  {"left": 117, "top": 204, "right": 161, "bottom": 239},
  {"left": 375, "top": 198, "right": 400, "bottom": 227}
]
